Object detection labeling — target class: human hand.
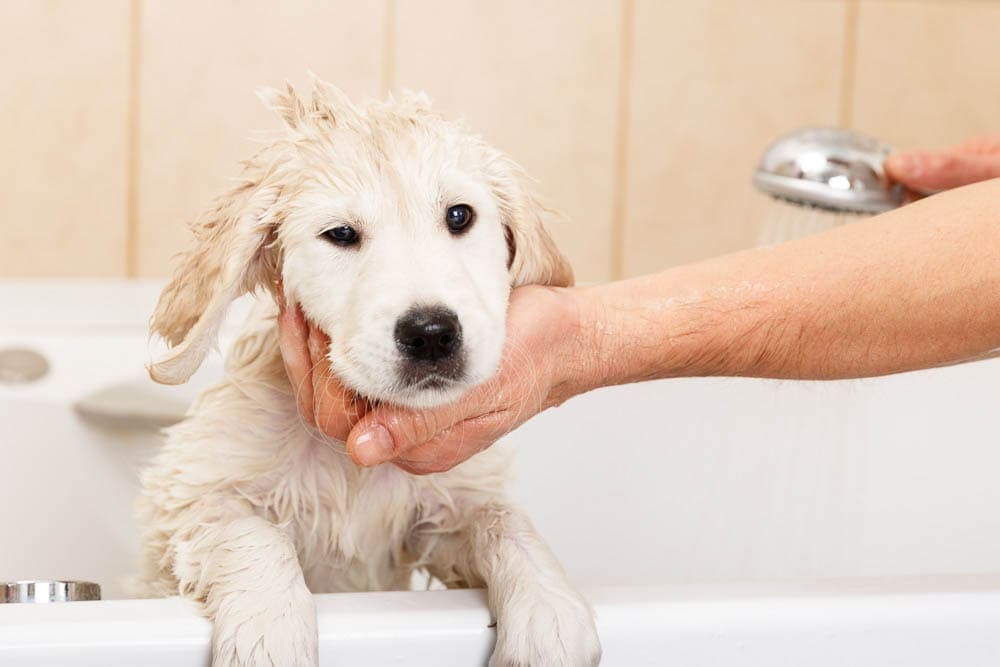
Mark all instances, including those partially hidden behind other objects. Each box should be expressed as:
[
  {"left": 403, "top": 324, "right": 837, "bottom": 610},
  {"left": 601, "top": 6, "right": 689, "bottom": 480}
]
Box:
[
  {"left": 277, "top": 293, "right": 370, "bottom": 442},
  {"left": 277, "top": 285, "right": 586, "bottom": 474},
  {"left": 885, "top": 134, "right": 1000, "bottom": 193}
]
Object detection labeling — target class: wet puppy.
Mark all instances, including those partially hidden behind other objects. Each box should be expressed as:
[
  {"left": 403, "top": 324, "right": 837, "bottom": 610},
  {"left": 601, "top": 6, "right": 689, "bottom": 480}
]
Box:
[{"left": 133, "top": 77, "right": 600, "bottom": 666}]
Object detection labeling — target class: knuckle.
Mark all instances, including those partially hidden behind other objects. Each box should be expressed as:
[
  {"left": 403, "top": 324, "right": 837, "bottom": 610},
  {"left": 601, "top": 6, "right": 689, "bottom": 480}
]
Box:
[{"left": 384, "top": 410, "right": 438, "bottom": 448}]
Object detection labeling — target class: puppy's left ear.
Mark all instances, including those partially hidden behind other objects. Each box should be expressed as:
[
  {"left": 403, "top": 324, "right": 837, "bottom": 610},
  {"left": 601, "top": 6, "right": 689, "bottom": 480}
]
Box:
[
  {"left": 503, "top": 191, "right": 574, "bottom": 289},
  {"left": 148, "top": 176, "right": 280, "bottom": 385}
]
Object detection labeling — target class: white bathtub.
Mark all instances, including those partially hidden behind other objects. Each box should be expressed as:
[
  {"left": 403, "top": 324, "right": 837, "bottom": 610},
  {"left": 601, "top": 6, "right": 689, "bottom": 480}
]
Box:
[{"left": 2, "top": 280, "right": 999, "bottom": 665}]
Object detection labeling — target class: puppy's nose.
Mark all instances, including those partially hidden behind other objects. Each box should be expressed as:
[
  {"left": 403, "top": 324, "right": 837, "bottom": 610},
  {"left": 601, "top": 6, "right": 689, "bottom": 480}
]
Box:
[{"left": 394, "top": 307, "right": 462, "bottom": 362}]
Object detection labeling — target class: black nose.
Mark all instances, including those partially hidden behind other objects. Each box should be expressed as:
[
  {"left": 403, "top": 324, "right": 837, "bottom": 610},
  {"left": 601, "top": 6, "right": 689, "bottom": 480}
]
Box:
[{"left": 395, "top": 307, "right": 462, "bottom": 362}]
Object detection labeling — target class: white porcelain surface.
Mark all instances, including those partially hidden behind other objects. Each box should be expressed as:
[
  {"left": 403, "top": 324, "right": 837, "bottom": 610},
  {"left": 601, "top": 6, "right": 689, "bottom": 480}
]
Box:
[{"left": 3, "top": 579, "right": 1000, "bottom": 666}]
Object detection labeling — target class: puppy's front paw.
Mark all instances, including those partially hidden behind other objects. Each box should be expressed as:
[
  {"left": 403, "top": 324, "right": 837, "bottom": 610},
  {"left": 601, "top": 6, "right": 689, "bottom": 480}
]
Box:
[
  {"left": 211, "top": 586, "right": 318, "bottom": 667},
  {"left": 489, "top": 587, "right": 601, "bottom": 667}
]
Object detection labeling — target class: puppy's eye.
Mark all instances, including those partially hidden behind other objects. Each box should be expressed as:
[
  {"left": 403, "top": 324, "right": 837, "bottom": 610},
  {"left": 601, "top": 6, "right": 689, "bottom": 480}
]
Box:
[
  {"left": 322, "top": 224, "right": 360, "bottom": 247},
  {"left": 445, "top": 204, "right": 475, "bottom": 235}
]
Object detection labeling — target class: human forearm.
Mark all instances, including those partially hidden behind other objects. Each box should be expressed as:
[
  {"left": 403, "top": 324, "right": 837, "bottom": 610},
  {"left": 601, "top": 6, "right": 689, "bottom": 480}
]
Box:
[{"left": 570, "top": 178, "right": 1000, "bottom": 389}]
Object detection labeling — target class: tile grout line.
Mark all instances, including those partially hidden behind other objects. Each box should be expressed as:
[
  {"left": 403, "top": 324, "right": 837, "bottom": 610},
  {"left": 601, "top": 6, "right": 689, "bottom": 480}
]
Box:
[
  {"left": 382, "top": 0, "right": 396, "bottom": 94},
  {"left": 610, "top": 0, "right": 635, "bottom": 281},
  {"left": 125, "top": 0, "right": 142, "bottom": 278},
  {"left": 838, "top": 0, "right": 860, "bottom": 129}
]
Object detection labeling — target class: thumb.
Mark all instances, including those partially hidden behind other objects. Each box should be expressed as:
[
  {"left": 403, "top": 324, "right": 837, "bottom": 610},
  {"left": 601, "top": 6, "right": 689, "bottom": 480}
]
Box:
[
  {"left": 346, "top": 401, "right": 471, "bottom": 467},
  {"left": 886, "top": 150, "right": 1000, "bottom": 192}
]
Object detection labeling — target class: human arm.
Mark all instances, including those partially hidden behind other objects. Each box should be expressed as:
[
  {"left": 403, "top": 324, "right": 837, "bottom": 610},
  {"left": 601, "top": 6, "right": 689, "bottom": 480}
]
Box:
[
  {"left": 572, "top": 177, "right": 1000, "bottom": 388},
  {"left": 282, "top": 177, "right": 1000, "bottom": 473}
]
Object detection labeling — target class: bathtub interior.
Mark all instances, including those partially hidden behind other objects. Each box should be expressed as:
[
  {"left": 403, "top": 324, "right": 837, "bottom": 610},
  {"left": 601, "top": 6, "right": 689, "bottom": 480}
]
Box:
[{"left": 2, "top": 280, "right": 999, "bottom": 601}]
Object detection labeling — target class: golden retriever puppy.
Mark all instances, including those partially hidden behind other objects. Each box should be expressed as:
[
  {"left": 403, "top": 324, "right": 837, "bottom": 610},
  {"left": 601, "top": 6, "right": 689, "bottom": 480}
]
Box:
[{"left": 132, "top": 77, "right": 600, "bottom": 666}]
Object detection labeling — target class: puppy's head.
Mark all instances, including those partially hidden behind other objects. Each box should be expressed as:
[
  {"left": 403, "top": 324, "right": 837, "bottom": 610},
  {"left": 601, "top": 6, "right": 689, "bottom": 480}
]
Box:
[{"left": 149, "top": 78, "right": 572, "bottom": 409}]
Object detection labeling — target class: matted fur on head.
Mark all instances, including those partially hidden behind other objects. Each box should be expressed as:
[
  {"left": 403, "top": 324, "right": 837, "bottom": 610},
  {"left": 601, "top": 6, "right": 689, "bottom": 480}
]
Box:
[{"left": 149, "top": 76, "right": 572, "bottom": 409}]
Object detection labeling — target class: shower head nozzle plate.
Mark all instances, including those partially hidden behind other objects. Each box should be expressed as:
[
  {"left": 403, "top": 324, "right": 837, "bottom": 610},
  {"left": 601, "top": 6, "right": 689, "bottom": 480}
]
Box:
[{"left": 753, "top": 127, "right": 904, "bottom": 214}]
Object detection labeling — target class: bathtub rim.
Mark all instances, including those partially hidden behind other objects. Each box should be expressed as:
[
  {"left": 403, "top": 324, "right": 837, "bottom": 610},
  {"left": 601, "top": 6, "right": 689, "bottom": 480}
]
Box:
[{"left": 1, "top": 575, "right": 999, "bottom": 665}]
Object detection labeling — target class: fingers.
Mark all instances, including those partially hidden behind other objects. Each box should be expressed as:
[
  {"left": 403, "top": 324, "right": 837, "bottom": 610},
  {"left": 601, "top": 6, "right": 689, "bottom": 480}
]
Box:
[
  {"left": 277, "top": 298, "right": 316, "bottom": 424},
  {"left": 886, "top": 148, "right": 1000, "bottom": 193},
  {"left": 390, "top": 411, "right": 515, "bottom": 473},
  {"left": 276, "top": 294, "right": 368, "bottom": 440},
  {"left": 346, "top": 403, "right": 465, "bottom": 467},
  {"left": 352, "top": 416, "right": 499, "bottom": 474},
  {"left": 391, "top": 426, "right": 490, "bottom": 475},
  {"left": 307, "top": 325, "right": 368, "bottom": 440},
  {"left": 346, "top": 388, "right": 507, "bottom": 469}
]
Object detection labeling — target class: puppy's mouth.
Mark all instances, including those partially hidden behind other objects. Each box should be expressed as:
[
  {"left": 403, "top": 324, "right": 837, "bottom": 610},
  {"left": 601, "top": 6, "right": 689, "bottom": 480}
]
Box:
[
  {"left": 328, "top": 342, "right": 472, "bottom": 409},
  {"left": 396, "top": 356, "right": 466, "bottom": 391},
  {"left": 341, "top": 359, "right": 468, "bottom": 411},
  {"left": 409, "top": 376, "right": 455, "bottom": 391}
]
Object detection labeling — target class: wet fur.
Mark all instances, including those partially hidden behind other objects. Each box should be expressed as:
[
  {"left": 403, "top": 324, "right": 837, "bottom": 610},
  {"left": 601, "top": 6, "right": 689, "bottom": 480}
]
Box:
[{"left": 132, "top": 78, "right": 600, "bottom": 666}]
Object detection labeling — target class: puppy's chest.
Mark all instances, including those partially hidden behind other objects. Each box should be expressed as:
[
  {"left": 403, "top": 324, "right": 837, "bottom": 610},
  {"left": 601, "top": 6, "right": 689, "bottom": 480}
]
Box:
[{"left": 257, "top": 443, "right": 427, "bottom": 591}]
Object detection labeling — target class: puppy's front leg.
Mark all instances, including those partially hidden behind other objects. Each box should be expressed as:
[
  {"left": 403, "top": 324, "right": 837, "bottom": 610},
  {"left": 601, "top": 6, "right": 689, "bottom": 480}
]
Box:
[
  {"left": 418, "top": 502, "right": 601, "bottom": 667},
  {"left": 176, "top": 516, "right": 317, "bottom": 667}
]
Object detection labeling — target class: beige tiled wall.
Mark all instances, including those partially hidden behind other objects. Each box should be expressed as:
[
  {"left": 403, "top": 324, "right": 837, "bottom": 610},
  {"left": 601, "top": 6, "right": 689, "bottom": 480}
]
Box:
[
  {"left": 1, "top": 1, "right": 998, "bottom": 282},
  {"left": 853, "top": 0, "right": 1000, "bottom": 149},
  {"left": 1, "top": 0, "right": 130, "bottom": 277},
  {"left": 622, "top": 0, "right": 850, "bottom": 276}
]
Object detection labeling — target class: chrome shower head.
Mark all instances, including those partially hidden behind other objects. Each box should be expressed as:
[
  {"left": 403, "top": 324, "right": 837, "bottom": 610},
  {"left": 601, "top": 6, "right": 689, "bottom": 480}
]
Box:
[{"left": 753, "top": 127, "right": 904, "bottom": 214}]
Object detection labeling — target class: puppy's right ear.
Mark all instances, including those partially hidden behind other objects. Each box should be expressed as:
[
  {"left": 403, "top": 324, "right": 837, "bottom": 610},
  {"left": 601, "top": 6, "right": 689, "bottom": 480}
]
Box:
[
  {"left": 504, "top": 194, "right": 575, "bottom": 289},
  {"left": 148, "top": 176, "right": 280, "bottom": 385},
  {"left": 486, "top": 153, "right": 574, "bottom": 288}
]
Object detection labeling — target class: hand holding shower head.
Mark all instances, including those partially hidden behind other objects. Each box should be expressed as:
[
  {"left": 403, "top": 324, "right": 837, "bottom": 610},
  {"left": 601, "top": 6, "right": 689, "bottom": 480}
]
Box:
[{"left": 753, "top": 127, "right": 904, "bottom": 213}]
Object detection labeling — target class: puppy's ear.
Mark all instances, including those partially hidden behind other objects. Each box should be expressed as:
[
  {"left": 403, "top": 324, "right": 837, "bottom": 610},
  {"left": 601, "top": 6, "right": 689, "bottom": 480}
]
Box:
[
  {"left": 488, "top": 152, "right": 573, "bottom": 288},
  {"left": 503, "top": 190, "right": 574, "bottom": 289},
  {"left": 148, "top": 175, "right": 280, "bottom": 385}
]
